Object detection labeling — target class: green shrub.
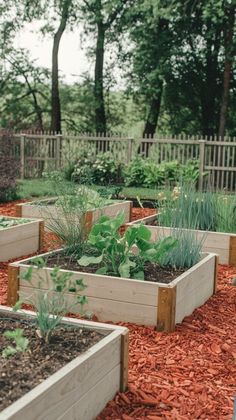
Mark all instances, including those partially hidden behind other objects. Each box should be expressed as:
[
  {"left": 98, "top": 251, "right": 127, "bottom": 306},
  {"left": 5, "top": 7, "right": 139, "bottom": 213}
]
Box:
[
  {"left": 0, "top": 131, "right": 19, "bottom": 203},
  {"left": 124, "top": 157, "right": 202, "bottom": 188},
  {"left": 123, "top": 156, "right": 147, "bottom": 187},
  {"left": 72, "top": 152, "right": 122, "bottom": 185}
]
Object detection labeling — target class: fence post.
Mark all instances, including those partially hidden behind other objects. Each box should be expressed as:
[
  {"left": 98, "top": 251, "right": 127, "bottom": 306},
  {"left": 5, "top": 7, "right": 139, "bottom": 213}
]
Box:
[
  {"left": 198, "top": 139, "right": 206, "bottom": 191},
  {"left": 20, "top": 135, "right": 25, "bottom": 179},
  {"left": 127, "top": 138, "right": 133, "bottom": 164},
  {"left": 55, "top": 134, "right": 62, "bottom": 170}
]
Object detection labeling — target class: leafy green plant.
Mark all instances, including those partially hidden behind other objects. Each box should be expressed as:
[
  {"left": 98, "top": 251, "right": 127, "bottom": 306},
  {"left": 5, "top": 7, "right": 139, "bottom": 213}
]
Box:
[
  {"left": 0, "top": 217, "right": 31, "bottom": 229},
  {"left": 78, "top": 213, "right": 177, "bottom": 280},
  {"left": 142, "top": 160, "right": 166, "bottom": 187},
  {"left": 124, "top": 156, "right": 147, "bottom": 187},
  {"left": 124, "top": 157, "right": 203, "bottom": 188},
  {"left": 72, "top": 152, "right": 122, "bottom": 185},
  {"left": 2, "top": 329, "right": 29, "bottom": 358},
  {"left": 14, "top": 257, "right": 87, "bottom": 343}
]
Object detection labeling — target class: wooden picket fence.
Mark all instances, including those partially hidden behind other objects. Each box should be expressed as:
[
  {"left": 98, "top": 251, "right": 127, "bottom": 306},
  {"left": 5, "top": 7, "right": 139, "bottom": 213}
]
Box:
[{"left": 11, "top": 132, "right": 236, "bottom": 192}]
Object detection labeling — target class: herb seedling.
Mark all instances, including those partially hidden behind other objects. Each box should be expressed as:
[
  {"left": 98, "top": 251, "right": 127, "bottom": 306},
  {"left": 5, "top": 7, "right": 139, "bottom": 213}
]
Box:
[
  {"left": 2, "top": 329, "right": 29, "bottom": 358},
  {"left": 14, "top": 257, "right": 87, "bottom": 343}
]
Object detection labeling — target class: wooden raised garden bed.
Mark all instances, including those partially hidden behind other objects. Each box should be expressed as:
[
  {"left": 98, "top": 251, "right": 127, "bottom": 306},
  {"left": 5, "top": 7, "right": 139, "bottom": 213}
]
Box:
[
  {"left": 7, "top": 250, "right": 218, "bottom": 332},
  {"left": 0, "top": 216, "right": 44, "bottom": 262},
  {"left": 0, "top": 305, "right": 128, "bottom": 420},
  {"left": 125, "top": 214, "right": 236, "bottom": 266},
  {"left": 16, "top": 198, "right": 132, "bottom": 231}
]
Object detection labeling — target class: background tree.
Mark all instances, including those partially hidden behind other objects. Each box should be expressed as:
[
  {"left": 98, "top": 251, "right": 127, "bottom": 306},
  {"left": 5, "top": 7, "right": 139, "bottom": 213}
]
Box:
[{"left": 81, "top": 0, "right": 134, "bottom": 133}]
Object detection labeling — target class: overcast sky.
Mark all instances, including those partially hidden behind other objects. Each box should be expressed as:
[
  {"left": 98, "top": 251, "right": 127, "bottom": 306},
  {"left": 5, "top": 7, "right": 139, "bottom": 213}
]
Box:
[{"left": 14, "top": 22, "right": 92, "bottom": 83}]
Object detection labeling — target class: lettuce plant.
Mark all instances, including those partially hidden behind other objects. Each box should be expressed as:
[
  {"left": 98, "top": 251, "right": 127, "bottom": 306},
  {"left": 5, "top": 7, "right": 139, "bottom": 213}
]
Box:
[{"left": 78, "top": 213, "right": 177, "bottom": 280}]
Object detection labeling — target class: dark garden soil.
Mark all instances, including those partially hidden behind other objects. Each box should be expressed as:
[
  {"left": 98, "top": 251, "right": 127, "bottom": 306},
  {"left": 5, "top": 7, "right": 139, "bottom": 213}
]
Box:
[
  {"left": 0, "top": 200, "right": 236, "bottom": 418},
  {"left": 0, "top": 315, "right": 106, "bottom": 411},
  {"left": 42, "top": 251, "right": 186, "bottom": 284}
]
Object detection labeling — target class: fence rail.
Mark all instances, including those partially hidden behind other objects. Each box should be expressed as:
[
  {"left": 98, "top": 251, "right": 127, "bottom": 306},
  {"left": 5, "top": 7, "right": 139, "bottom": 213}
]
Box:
[{"left": 10, "top": 132, "right": 236, "bottom": 192}]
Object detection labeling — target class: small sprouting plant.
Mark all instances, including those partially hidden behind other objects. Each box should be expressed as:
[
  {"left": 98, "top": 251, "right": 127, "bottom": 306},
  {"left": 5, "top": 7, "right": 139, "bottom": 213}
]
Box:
[
  {"left": 78, "top": 213, "right": 177, "bottom": 280},
  {"left": 2, "top": 329, "right": 29, "bottom": 358},
  {"left": 14, "top": 257, "right": 87, "bottom": 343}
]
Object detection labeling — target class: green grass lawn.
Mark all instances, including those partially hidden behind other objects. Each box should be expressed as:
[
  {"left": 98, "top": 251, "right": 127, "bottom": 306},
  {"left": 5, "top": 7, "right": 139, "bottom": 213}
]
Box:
[{"left": 18, "top": 179, "right": 161, "bottom": 201}]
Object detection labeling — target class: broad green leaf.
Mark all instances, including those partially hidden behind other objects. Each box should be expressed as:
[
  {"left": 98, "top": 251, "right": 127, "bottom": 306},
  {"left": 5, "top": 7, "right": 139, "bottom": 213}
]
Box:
[
  {"left": 132, "top": 271, "right": 145, "bottom": 280},
  {"left": 136, "top": 224, "right": 151, "bottom": 241},
  {"left": 78, "top": 254, "right": 103, "bottom": 266},
  {"left": 118, "top": 258, "right": 136, "bottom": 278},
  {"left": 95, "top": 266, "right": 108, "bottom": 275}
]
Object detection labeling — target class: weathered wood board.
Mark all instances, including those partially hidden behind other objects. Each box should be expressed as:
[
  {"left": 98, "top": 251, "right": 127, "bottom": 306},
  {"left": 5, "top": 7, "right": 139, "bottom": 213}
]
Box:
[
  {"left": 16, "top": 199, "right": 132, "bottom": 232},
  {"left": 8, "top": 250, "right": 217, "bottom": 331},
  {"left": 126, "top": 214, "right": 236, "bottom": 265},
  {"left": 0, "top": 217, "right": 44, "bottom": 262},
  {"left": 0, "top": 305, "right": 128, "bottom": 420}
]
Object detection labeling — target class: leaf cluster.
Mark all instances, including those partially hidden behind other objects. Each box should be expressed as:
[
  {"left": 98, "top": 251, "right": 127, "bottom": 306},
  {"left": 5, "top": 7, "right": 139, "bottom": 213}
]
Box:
[
  {"left": 2, "top": 329, "right": 29, "bottom": 358},
  {"left": 78, "top": 212, "right": 177, "bottom": 279}
]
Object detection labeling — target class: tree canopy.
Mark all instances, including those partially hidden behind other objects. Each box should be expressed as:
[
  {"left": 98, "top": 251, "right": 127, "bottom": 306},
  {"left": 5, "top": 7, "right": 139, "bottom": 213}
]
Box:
[{"left": 0, "top": 0, "right": 236, "bottom": 137}]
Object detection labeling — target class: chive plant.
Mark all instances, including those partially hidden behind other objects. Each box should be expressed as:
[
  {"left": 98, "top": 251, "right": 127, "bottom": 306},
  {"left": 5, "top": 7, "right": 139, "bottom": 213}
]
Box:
[{"left": 41, "top": 172, "right": 110, "bottom": 254}]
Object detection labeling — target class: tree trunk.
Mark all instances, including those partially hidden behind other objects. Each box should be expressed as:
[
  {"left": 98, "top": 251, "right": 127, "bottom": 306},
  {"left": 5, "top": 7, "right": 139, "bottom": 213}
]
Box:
[
  {"left": 139, "top": 84, "right": 163, "bottom": 157},
  {"left": 51, "top": 0, "right": 71, "bottom": 133},
  {"left": 94, "top": 22, "right": 106, "bottom": 134},
  {"left": 218, "top": 6, "right": 235, "bottom": 138},
  {"left": 143, "top": 84, "right": 163, "bottom": 138},
  {"left": 200, "top": 26, "right": 220, "bottom": 137}
]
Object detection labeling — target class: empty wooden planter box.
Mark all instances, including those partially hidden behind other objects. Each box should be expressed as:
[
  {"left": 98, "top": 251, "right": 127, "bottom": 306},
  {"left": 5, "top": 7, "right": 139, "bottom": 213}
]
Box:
[
  {"left": 0, "top": 217, "right": 44, "bottom": 262},
  {"left": 16, "top": 199, "right": 132, "bottom": 232},
  {"left": 8, "top": 250, "right": 218, "bottom": 332},
  {"left": 126, "top": 214, "right": 236, "bottom": 266},
  {"left": 0, "top": 305, "right": 128, "bottom": 420}
]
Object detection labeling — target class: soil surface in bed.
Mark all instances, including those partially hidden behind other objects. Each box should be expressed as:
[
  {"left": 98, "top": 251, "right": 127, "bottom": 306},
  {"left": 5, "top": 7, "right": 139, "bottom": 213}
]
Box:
[
  {"left": 42, "top": 252, "right": 186, "bottom": 284},
  {"left": 0, "top": 315, "right": 107, "bottom": 411}
]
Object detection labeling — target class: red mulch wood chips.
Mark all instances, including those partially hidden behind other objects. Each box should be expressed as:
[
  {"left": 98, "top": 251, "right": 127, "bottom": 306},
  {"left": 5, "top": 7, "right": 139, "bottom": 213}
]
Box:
[{"left": 0, "top": 201, "right": 235, "bottom": 419}]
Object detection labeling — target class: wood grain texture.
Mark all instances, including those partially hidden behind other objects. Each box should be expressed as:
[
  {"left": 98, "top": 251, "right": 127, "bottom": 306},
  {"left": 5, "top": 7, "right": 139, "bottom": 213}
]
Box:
[
  {"left": 7, "top": 265, "right": 19, "bottom": 306},
  {"left": 156, "top": 286, "right": 176, "bottom": 332},
  {"left": 127, "top": 220, "right": 233, "bottom": 264},
  {"left": 15, "top": 204, "right": 22, "bottom": 217},
  {"left": 38, "top": 221, "right": 45, "bottom": 251},
  {"left": 229, "top": 236, "right": 236, "bottom": 266},
  {"left": 0, "top": 306, "right": 127, "bottom": 420},
  {"left": 174, "top": 254, "right": 215, "bottom": 324},
  {"left": 15, "top": 250, "right": 216, "bottom": 329},
  {"left": 120, "top": 330, "right": 129, "bottom": 392},
  {"left": 0, "top": 220, "right": 42, "bottom": 261},
  {"left": 85, "top": 211, "right": 93, "bottom": 235},
  {"left": 214, "top": 255, "right": 219, "bottom": 294}
]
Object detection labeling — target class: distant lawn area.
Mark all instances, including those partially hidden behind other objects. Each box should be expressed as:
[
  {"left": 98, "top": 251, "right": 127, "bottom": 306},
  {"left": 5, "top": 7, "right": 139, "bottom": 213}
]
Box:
[{"left": 18, "top": 179, "right": 161, "bottom": 201}]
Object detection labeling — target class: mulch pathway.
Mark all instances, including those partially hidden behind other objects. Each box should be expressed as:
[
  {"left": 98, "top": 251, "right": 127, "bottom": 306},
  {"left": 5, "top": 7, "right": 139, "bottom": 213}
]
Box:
[{"left": 0, "top": 200, "right": 236, "bottom": 419}]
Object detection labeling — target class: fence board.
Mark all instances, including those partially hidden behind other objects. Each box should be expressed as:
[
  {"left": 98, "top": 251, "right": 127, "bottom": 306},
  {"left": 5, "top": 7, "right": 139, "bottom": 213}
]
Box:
[{"left": 11, "top": 133, "right": 236, "bottom": 192}]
